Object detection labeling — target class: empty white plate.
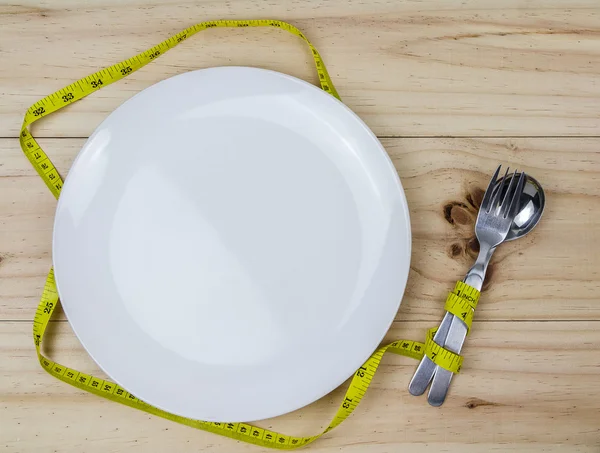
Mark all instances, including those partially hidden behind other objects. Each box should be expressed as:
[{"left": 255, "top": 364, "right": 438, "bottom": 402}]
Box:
[{"left": 53, "top": 67, "right": 411, "bottom": 422}]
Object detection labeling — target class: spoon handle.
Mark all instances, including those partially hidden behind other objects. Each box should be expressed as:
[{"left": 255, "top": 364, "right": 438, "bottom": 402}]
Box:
[
  {"left": 408, "top": 311, "right": 454, "bottom": 395},
  {"left": 427, "top": 244, "right": 494, "bottom": 406},
  {"left": 426, "top": 315, "right": 467, "bottom": 405}
]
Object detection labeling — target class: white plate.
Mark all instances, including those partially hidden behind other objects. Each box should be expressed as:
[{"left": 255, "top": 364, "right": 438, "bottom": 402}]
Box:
[{"left": 53, "top": 67, "right": 411, "bottom": 422}]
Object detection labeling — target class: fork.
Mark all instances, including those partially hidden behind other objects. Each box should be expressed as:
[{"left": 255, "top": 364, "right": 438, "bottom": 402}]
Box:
[{"left": 409, "top": 166, "right": 526, "bottom": 406}]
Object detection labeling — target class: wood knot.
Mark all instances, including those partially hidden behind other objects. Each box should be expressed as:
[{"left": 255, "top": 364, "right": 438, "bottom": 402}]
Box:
[
  {"left": 443, "top": 203, "right": 454, "bottom": 224},
  {"left": 466, "top": 237, "right": 479, "bottom": 257},
  {"left": 448, "top": 243, "right": 462, "bottom": 258},
  {"left": 506, "top": 141, "right": 519, "bottom": 152},
  {"left": 465, "top": 397, "right": 500, "bottom": 409},
  {"left": 443, "top": 202, "right": 472, "bottom": 226},
  {"left": 466, "top": 187, "right": 485, "bottom": 210}
]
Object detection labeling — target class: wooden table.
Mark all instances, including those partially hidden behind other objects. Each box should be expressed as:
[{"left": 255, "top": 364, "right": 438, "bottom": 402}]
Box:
[{"left": 2, "top": 1, "right": 599, "bottom": 451}]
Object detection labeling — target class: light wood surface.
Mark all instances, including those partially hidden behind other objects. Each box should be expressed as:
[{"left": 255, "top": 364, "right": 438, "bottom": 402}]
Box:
[
  {"left": 1, "top": 1, "right": 599, "bottom": 452},
  {"left": 3, "top": 320, "right": 600, "bottom": 452},
  {"left": 2, "top": 0, "right": 600, "bottom": 137}
]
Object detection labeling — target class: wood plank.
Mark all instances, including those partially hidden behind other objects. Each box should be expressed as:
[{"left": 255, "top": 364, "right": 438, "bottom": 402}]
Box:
[
  {"left": 1, "top": 137, "right": 599, "bottom": 322},
  {"left": 2, "top": 320, "right": 599, "bottom": 452},
  {"left": 2, "top": 1, "right": 600, "bottom": 137}
]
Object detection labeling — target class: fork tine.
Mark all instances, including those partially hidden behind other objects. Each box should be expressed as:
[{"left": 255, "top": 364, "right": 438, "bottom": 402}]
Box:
[
  {"left": 500, "top": 169, "right": 519, "bottom": 217},
  {"left": 488, "top": 166, "right": 510, "bottom": 212},
  {"left": 506, "top": 172, "right": 526, "bottom": 219},
  {"left": 481, "top": 165, "right": 502, "bottom": 212}
]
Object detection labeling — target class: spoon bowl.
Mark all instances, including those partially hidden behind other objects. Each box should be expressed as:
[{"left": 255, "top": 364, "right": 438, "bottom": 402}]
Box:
[{"left": 493, "top": 173, "right": 545, "bottom": 241}]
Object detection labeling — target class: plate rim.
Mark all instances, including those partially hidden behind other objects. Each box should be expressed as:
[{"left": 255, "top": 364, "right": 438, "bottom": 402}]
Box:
[{"left": 52, "top": 66, "right": 413, "bottom": 421}]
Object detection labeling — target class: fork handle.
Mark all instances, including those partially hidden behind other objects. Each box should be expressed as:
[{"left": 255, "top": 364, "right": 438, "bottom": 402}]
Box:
[
  {"left": 409, "top": 243, "right": 495, "bottom": 398},
  {"left": 461, "top": 242, "right": 495, "bottom": 293},
  {"left": 427, "top": 243, "right": 495, "bottom": 406},
  {"left": 408, "top": 311, "right": 454, "bottom": 396}
]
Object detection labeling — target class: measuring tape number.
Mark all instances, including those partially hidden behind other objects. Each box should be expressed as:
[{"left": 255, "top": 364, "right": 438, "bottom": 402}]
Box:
[{"left": 23, "top": 19, "right": 480, "bottom": 449}]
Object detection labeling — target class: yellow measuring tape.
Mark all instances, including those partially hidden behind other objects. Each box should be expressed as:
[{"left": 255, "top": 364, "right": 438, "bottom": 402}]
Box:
[{"left": 22, "top": 19, "right": 481, "bottom": 449}]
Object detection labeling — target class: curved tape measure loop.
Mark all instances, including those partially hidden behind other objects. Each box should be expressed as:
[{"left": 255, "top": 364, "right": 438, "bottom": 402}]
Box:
[
  {"left": 423, "top": 328, "right": 463, "bottom": 374},
  {"left": 445, "top": 282, "right": 481, "bottom": 334},
  {"left": 453, "top": 281, "right": 480, "bottom": 308},
  {"left": 424, "top": 282, "right": 480, "bottom": 372},
  {"left": 19, "top": 19, "right": 340, "bottom": 200},
  {"left": 445, "top": 293, "right": 475, "bottom": 333},
  {"left": 34, "top": 268, "right": 426, "bottom": 449},
  {"left": 25, "top": 18, "right": 478, "bottom": 448}
]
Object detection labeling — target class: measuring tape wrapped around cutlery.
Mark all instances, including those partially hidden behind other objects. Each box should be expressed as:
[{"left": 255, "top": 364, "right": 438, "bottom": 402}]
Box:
[{"left": 22, "top": 19, "right": 481, "bottom": 449}]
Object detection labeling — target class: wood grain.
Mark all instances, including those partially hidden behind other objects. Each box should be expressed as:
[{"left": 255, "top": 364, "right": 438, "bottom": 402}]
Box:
[
  {"left": 2, "top": 138, "right": 599, "bottom": 323},
  {"left": 2, "top": 320, "right": 599, "bottom": 452},
  {"left": 2, "top": 1, "right": 600, "bottom": 451},
  {"left": 2, "top": 0, "right": 600, "bottom": 137}
]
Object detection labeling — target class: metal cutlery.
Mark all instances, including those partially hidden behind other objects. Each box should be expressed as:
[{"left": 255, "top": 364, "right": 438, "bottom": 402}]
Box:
[{"left": 409, "top": 165, "right": 535, "bottom": 405}]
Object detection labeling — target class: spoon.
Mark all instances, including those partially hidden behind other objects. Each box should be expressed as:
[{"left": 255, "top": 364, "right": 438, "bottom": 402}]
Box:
[
  {"left": 408, "top": 172, "right": 545, "bottom": 399},
  {"left": 503, "top": 173, "right": 545, "bottom": 241}
]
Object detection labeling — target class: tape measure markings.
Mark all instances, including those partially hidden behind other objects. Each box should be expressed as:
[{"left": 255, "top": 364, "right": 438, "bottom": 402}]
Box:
[
  {"left": 33, "top": 266, "right": 476, "bottom": 447},
  {"left": 34, "top": 269, "right": 444, "bottom": 449},
  {"left": 20, "top": 20, "right": 338, "bottom": 200},
  {"left": 24, "top": 19, "right": 480, "bottom": 449}
]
